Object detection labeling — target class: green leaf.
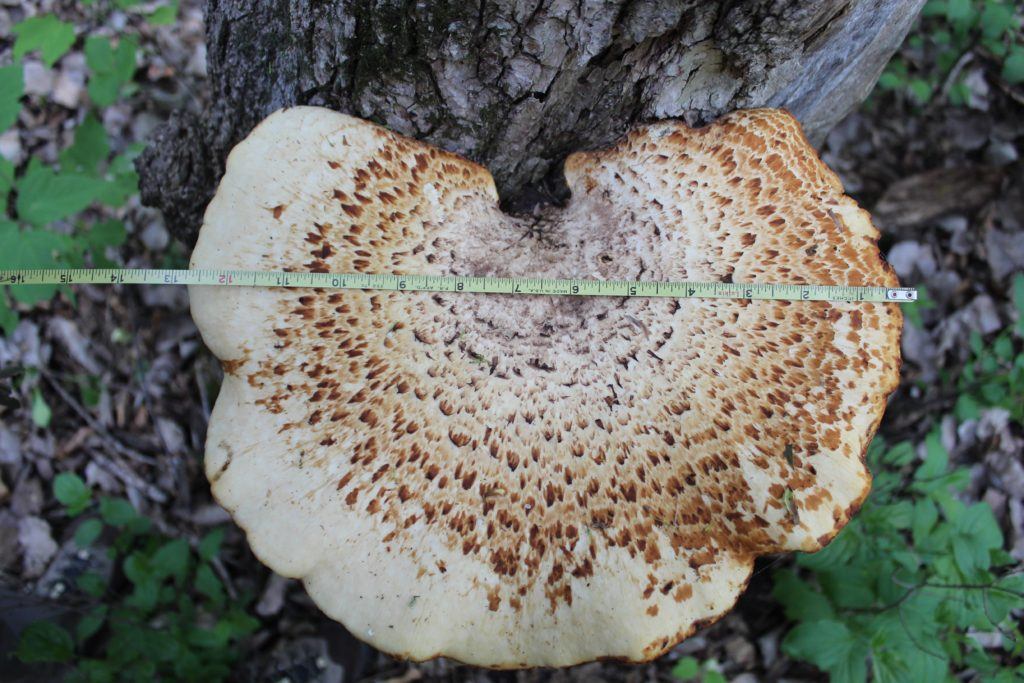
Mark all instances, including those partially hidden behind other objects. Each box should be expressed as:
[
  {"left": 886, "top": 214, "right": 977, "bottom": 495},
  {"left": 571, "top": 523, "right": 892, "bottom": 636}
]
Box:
[
  {"left": 54, "top": 471, "right": 91, "bottom": 513},
  {"left": 912, "top": 499, "right": 939, "bottom": 545},
  {"left": 85, "top": 219, "right": 127, "bottom": 255},
  {"left": 15, "top": 621, "right": 74, "bottom": 663},
  {"left": 1013, "top": 272, "right": 1024, "bottom": 335},
  {"left": 922, "top": 0, "right": 948, "bottom": 18},
  {"left": 959, "top": 502, "right": 1002, "bottom": 540},
  {"left": 123, "top": 551, "right": 150, "bottom": 585},
  {"left": 820, "top": 567, "right": 876, "bottom": 608},
  {"left": 0, "top": 294, "right": 17, "bottom": 336},
  {"left": 799, "top": 526, "right": 859, "bottom": 570},
  {"left": 985, "top": 574, "right": 1024, "bottom": 625},
  {"left": 0, "top": 222, "right": 69, "bottom": 304},
  {"left": 878, "top": 72, "right": 905, "bottom": 90},
  {"left": 773, "top": 569, "right": 836, "bottom": 621},
  {"left": 946, "top": 0, "right": 973, "bottom": 23},
  {"left": 31, "top": 388, "right": 52, "bottom": 428},
  {"left": 1003, "top": 47, "right": 1024, "bottom": 84},
  {"left": 986, "top": 38, "right": 1009, "bottom": 57},
  {"left": 993, "top": 334, "right": 1013, "bottom": 362},
  {"left": 12, "top": 16, "right": 76, "bottom": 68},
  {"left": 94, "top": 169, "right": 137, "bottom": 207},
  {"left": 60, "top": 115, "right": 109, "bottom": 174},
  {"left": 148, "top": 1, "right": 179, "bottom": 25},
  {"left": 76, "top": 571, "right": 107, "bottom": 598},
  {"left": 195, "top": 563, "right": 225, "bottom": 606},
  {"left": 702, "top": 671, "right": 726, "bottom": 683},
  {"left": 915, "top": 430, "right": 948, "bottom": 481},
  {"left": 908, "top": 78, "right": 934, "bottom": 103},
  {"left": 151, "top": 538, "right": 190, "bottom": 583},
  {"left": 74, "top": 518, "right": 103, "bottom": 547},
  {"left": 879, "top": 500, "right": 914, "bottom": 529},
  {"left": 76, "top": 660, "right": 116, "bottom": 681},
  {"left": 0, "top": 63, "right": 24, "bottom": 133},
  {"left": 902, "top": 285, "right": 935, "bottom": 330},
  {"left": 955, "top": 393, "right": 982, "bottom": 422},
  {"left": 783, "top": 620, "right": 867, "bottom": 682},
  {"left": 85, "top": 36, "right": 138, "bottom": 107},
  {"left": 126, "top": 577, "right": 160, "bottom": 612},
  {"left": 111, "top": 143, "right": 146, "bottom": 174},
  {"left": 76, "top": 374, "right": 103, "bottom": 407},
  {"left": 882, "top": 441, "right": 916, "bottom": 467},
  {"left": 99, "top": 497, "right": 137, "bottom": 526},
  {"left": 952, "top": 536, "right": 978, "bottom": 575},
  {"left": 198, "top": 527, "right": 224, "bottom": 561},
  {"left": 0, "top": 161, "right": 12, "bottom": 222},
  {"left": 75, "top": 605, "right": 107, "bottom": 643},
  {"left": 980, "top": 2, "right": 1015, "bottom": 39},
  {"left": 900, "top": 588, "right": 943, "bottom": 635},
  {"left": 950, "top": 515, "right": 1002, "bottom": 577},
  {"left": 946, "top": 70, "right": 971, "bottom": 102},
  {"left": 671, "top": 656, "right": 700, "bottom": 680},
  {"left": 15, "top": 160, "right": 109, "bottom": 225},
  {"left": 0, "top": 156, "right": 13, "bottom": 195},
  {"left": 970, "top": 330, "right": 985, "bottom": 355}
]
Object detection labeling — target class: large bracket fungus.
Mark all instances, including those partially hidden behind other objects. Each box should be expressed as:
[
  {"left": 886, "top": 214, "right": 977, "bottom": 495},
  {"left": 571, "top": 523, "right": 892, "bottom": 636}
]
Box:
[{"left": 189, "top": 106, "right": 901, "bottom": 667}]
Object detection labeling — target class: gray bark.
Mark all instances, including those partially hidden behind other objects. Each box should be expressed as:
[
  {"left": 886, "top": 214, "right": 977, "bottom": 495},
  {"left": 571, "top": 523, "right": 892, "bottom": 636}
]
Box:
[{"left": 138, "top": 0, "right": 925, "bottom": 246}]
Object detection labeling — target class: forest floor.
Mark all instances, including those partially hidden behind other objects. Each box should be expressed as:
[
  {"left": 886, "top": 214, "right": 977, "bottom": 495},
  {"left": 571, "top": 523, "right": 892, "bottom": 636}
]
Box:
[{"left": 0, "top": 3, "right": 1022, "bottom": 682}]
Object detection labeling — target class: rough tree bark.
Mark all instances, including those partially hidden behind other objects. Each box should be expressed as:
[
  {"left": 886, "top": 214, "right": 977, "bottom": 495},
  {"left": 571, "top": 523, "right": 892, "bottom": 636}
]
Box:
[{"left": 138, "top": 0, "right": 925, "bottom": 246}]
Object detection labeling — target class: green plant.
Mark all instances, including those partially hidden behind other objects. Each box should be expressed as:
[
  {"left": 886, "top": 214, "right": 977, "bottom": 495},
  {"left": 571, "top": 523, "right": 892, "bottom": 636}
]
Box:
[
  {"left": 773, "top": 431, "right": 1023, "bottom": 682},
  {"left": 952, "top": 273, "right": 1024, "bottom": 426},
  {"left": 11, "top": 15, "right": 76, "bottom": 68},
  {"left": 16, "top": 473, "right": 259, "bottom": 682},
  {"left": 0, "top": 9, "right": 149, "bottom": 336},
  {"left": 671, "top": 656, "right": 727, "bottom": 682},
  {"left": 876, "top": 0, "right": 1024, "bottom": 105},
  {"left": 902, "top": 284, "right": 936, "bottom": 330}
]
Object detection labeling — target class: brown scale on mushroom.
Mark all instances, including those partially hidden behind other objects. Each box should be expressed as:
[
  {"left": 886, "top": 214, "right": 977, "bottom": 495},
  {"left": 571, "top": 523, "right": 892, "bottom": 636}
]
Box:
[{"left": 189, "top": 107, "right": 901, "bottom": 668}]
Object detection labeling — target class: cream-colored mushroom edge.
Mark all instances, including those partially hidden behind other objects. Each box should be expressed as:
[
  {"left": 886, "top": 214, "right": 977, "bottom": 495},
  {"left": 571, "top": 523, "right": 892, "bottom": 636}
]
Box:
[{"left": 188, "top": 106, "right": 902, "bottom": 668}]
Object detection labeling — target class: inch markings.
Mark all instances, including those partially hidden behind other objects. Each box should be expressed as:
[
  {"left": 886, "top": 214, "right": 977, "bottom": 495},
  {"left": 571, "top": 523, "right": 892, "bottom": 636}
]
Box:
[{"left": 0, "top": 269, "right": 918, "bottom": 303}]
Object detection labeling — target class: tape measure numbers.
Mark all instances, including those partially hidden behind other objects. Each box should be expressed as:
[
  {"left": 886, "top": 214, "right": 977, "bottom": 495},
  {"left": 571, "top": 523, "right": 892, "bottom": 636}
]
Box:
[{"left": 0, "top": 269, "right": 918, "bottom": 303}]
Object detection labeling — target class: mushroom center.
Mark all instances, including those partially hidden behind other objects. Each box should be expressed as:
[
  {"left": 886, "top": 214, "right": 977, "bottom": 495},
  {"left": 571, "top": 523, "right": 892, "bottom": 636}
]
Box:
[{"left": 422, "top": 195, "right": 680, "bottom": 379}]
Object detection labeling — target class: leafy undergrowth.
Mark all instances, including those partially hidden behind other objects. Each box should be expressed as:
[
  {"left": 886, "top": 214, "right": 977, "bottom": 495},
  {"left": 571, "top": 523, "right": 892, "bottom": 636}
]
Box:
[
  {"left": 0, "top": 3, "right": 152, "bottom": 334},
  {"left": 774, "top": 434, "right": 1023, "bottom": 682},
  {"left": 953, "top": 275, "right": 1024, "bottom": 425},
  {"left": 1, "top": 3, "right": 258, "bottom": 681},
  {"left": 762, "top": 4, "right": 1024, "bottom": 677},
  {"left": 16, "top": 474, "right": 257, "bottom": 681},
  {"left": 877, "top": 0, "right": 1024, "bottom": 105}
]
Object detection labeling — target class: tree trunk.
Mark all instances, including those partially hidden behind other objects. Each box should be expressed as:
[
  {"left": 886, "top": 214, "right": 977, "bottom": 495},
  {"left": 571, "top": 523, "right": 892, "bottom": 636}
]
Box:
[{"left": 138, "top": 0, "right": 925, "bottom": 246}]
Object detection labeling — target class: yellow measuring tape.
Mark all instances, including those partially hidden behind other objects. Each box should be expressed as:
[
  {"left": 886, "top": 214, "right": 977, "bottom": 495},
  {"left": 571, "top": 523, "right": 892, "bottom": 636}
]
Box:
[{"left": 0, "top": 269, "right": 918, "bottom": 303}]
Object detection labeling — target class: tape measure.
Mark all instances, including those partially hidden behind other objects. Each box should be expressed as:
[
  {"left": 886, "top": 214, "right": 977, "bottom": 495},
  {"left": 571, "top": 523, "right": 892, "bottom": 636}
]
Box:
[{"left": 0, "top": 269, "right": 918, "bottom": 303}]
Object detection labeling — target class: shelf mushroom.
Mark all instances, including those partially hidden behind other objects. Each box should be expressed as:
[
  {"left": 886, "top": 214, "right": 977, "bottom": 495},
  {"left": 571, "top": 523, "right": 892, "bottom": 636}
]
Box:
[{"left": 188, "top": 106, "right": 901, "bottom": 667}]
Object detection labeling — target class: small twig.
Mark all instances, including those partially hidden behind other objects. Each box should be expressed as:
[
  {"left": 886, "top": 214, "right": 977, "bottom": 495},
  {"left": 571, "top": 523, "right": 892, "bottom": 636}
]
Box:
[
  {"left": 42, "top": 371, "right": 157, "bottom": 466},
  {"left": 210, "top": 556, "right": 238, "bottom": 601},
  {"left": 195, "top": 361, "right": 211, "bottom": 421},
  {"left": 844, "top": 586, "right": 915, "bottom": 614},
  {"left": 993, "top": 78, "right": 1024, "bottom": 106},
  {"left": 87, "top": 448, "right": 168, "bottom": 504},
  {"left": 981, "top": 589, "right": 1018, "bottom": 642},
  {"left": 938, "top": 49, "right": 975, "bottom": 102},
  {"left": 920, "top": 580, "right": 1024, "bottom": 598},
  {"left": 749, "top": 553, "right": 791, "bottom": 580},
  {"left": 898, "top": 599, "right": 949, "bottom": 662}
]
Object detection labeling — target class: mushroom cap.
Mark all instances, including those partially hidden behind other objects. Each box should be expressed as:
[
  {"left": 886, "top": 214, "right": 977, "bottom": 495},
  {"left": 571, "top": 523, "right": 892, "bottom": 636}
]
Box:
[{"left": 189, "top": 106, "right": 901, "bottom": 667}]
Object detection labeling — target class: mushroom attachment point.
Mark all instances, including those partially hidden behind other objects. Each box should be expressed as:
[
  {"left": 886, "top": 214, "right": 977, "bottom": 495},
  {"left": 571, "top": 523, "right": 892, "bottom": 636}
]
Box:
[{"left": 189, "top": 107, "right": 902, "bottom": 667}]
